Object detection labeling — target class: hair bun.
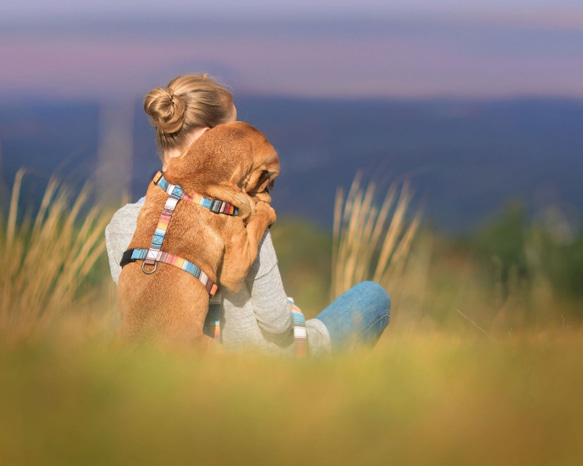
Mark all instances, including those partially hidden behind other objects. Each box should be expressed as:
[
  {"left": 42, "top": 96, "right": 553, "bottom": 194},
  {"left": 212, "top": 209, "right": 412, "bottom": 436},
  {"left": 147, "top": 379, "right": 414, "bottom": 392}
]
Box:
[{"left": 143, "top": 87, "right": 186, "bottom": 134}]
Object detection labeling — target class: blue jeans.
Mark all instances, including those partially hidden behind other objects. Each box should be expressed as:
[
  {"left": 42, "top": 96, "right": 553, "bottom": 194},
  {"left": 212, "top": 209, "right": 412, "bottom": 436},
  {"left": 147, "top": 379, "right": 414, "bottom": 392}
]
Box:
[{"left": 315, "top": 281, "right": 390, "bottom": 352}]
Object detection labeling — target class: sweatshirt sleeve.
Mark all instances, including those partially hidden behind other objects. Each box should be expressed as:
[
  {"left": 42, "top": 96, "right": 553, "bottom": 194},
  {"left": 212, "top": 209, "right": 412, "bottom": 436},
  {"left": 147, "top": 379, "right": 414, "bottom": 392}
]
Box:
[
  {"left": 104, "top": 202, "right": 142, "bottom": 284},
  {"left": 245, "top": 230, "right": 294, "bottom": 341}
]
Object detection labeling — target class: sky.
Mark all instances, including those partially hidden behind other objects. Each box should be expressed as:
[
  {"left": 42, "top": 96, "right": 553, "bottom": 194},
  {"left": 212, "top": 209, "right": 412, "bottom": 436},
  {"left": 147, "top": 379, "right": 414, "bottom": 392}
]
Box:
[{"left": 1, "top": 0, "right": 582, "bottom": 100}]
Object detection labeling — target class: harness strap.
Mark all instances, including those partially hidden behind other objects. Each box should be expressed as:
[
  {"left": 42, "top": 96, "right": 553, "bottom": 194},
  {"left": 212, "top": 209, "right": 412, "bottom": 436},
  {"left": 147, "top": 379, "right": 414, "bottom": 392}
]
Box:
[
  {"left": 121, "top": 248, "right": 218, "bottom": 296},
  {"left": 205, "top": 303, "right": 222, "bottom": 342},
  {"left": 288, "top": 297, "right": 308, "bottom": 358},
  {"left": 153, "top": 171, "right": 239, "bottom": 216},
  {"left": 143, "top": 184, "right": 183, "bottom": 267}
]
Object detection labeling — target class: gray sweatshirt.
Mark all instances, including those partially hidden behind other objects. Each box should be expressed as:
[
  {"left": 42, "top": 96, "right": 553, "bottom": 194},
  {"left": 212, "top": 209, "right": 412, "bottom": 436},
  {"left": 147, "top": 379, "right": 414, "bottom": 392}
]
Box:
[{"left": 104, "top": 202, "right": 330, "bottom": 355}]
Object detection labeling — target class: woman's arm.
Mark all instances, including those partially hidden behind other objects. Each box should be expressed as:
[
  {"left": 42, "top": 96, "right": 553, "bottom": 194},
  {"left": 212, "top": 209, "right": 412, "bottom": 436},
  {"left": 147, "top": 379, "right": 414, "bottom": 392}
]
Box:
[{"left": 245, "top": 231, "right": 294, "bottom": 342}]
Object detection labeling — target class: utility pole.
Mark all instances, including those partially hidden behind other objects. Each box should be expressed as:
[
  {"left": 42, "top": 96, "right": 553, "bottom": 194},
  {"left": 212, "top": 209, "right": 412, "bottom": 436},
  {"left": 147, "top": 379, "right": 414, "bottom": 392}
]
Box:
[
  {"left": 0, "top": 140, "right": 10, "bottom": 213},
  {"left": 95, "top": 100, "right": 134, "bottom": 207}
]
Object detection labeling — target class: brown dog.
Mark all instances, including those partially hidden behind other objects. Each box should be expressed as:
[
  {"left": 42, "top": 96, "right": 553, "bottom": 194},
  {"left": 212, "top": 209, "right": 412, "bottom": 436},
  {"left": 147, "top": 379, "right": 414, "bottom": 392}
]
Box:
[{"left": 117, "top": 122, "right": 279, "bottom": 348}]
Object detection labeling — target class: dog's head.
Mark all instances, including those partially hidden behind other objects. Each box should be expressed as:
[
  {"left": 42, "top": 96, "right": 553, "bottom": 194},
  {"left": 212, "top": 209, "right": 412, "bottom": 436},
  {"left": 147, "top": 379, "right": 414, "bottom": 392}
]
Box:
[
  {"left": 236, "top": 125, "right": 279, "bottom": 204},
  {"left": 167, "top": 121, "right": 279, "bottom": 206}
]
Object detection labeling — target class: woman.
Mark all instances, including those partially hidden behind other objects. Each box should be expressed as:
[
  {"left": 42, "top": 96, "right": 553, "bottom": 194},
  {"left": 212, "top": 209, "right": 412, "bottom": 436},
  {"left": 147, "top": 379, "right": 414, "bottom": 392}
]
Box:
[{"left": 105, "top": 73, "right": 390, "bottom": 355}]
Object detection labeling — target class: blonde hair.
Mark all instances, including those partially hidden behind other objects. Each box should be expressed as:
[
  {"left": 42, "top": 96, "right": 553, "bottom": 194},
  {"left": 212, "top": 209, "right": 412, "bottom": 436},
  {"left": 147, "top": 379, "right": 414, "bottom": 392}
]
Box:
[{"left": 143, "top": 74, "right": 234, "bottom": 155}]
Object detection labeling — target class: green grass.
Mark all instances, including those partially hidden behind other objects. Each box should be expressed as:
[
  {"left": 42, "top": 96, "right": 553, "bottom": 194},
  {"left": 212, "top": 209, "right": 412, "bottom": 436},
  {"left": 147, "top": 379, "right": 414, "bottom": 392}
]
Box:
[{"left": 1, "top": 331, "right": 582, "bottom": 465}]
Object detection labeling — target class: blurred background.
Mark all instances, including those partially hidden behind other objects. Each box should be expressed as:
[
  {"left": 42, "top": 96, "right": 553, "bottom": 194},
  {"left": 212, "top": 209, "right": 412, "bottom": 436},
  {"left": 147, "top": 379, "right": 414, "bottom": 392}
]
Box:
[
  {"left": 1, "top": 0, "right": 582, "bottom": 328},
  {"left": 2, "top": 4, "right": 583, "bottom": 463}
]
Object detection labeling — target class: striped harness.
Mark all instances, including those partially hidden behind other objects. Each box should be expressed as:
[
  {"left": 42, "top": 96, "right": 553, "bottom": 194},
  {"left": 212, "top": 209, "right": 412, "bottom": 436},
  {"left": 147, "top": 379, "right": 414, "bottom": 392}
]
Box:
[{"left": 120, "top": 171, "right": 239, "bottom": 296}]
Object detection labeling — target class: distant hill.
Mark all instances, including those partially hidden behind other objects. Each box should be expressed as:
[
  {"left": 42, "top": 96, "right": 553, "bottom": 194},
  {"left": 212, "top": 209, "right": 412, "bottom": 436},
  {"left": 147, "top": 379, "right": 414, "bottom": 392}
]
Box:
[{"left": 1, "top": 97, "right": 582, "bottom": 231}]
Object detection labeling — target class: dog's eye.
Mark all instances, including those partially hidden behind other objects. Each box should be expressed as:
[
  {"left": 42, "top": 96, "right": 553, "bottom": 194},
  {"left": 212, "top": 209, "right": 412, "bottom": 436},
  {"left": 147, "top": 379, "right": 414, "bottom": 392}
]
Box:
[
  {"left": 259, "top": 171, "right": 270, "bottom": 183},
  {"left": 262, "top": 176, "right": 275, "bottom": 194}
]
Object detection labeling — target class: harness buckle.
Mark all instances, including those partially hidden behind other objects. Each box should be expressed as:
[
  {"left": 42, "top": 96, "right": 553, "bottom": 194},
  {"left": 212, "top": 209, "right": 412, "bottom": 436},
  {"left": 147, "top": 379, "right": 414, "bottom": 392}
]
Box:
[
  {"left": 152, "top": 171, "right": 164, "bottom": 185},
  {"left": 210, "top": 199, "right": 223, "bottom": 213}
]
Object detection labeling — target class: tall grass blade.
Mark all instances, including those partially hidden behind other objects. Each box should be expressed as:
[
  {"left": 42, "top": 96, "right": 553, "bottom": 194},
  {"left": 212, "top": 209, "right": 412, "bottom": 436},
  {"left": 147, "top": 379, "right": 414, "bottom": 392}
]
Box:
[
  {"left": 0, "top": 172, "right": 111, "bottom": 345},
  {"left": 331, "top": 173, "right": 420, "bottom": 301}
]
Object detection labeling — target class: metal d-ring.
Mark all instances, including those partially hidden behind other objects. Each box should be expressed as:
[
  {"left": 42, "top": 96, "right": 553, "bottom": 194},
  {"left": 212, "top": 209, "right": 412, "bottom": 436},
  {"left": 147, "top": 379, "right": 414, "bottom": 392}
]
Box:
[{"left": 141, "top": 261, "right": 158, "bottom": 275}]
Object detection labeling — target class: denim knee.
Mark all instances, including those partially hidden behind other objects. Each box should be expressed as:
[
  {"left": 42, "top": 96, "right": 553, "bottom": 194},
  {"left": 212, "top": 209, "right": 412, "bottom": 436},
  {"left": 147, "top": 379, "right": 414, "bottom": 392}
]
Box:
[
  {"left": 315, "top": 280, "right": 391, "bottom": 351},
  {"left": 354, "top": 281, "right": 391, "bottom": 322}
]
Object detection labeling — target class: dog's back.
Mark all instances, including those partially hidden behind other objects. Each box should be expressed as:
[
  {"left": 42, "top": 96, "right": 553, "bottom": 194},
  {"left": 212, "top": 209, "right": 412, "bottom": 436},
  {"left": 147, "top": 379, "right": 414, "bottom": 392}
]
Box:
[
  {"left": 117, "top": 122, "right": 278, "bottom": 348},
  {"left": 118, "top": 183, "right": 234, "bottom": 347}
]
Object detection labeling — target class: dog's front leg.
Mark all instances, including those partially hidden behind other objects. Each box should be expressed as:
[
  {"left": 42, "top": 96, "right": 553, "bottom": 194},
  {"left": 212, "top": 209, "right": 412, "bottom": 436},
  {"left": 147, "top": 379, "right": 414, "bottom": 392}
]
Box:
[
  {"left": 204, "top": 184, "right": 255, "bottom": 221},
  {"left": 220, "top": 201, "right": 276, "bottom": 293}
]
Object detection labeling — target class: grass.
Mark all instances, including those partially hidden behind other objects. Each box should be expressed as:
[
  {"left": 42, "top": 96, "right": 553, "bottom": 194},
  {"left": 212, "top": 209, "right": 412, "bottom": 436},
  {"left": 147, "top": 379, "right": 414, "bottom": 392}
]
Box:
[
  {"left": 1, "top": 172, "right": 583, "bottom": 464},
  {"left": 331, "top": 172, "right": 420, "bottom": 301},
  {"left": 1, "top": 331, "right": 582, "bottom": 465},
  {"left": 0, "top": 170, "right": 112, "bottom": 345}
]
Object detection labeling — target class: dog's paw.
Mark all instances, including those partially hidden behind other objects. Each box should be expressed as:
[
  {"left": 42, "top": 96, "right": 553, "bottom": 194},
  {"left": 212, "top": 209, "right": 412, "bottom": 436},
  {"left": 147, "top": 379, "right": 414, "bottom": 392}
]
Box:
[
  {"left": 255, "top": 201, "right": 276, "bottom": 226},
  {"left": 253, "top": 191, "right": 272, "bottom": 204}
]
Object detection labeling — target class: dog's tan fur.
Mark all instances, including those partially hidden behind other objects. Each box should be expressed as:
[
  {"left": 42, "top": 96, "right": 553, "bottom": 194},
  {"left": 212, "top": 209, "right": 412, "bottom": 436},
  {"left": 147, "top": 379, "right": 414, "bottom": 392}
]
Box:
[{"left": 117, "top": 122, "right": 279, "bottom": 348}]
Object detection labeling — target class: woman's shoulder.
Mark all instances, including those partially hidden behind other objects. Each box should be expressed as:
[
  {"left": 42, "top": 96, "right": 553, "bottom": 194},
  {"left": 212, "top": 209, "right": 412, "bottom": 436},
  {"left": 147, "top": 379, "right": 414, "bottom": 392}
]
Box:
[
  {"left": 104, "top": 199, "right": 145, "bottom": 283},
  {"left": 106, "top": 199, "right": 144, "bottom": 230},
  {"left": 114, "top": 197, "right": 145, "bottom": 216}
]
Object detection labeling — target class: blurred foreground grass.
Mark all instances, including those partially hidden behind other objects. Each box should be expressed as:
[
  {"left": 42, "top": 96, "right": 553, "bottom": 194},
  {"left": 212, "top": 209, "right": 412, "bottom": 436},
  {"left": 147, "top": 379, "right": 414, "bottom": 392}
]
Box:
[
  {"left": 1, "top": 331, "right": 582, "bottom": 465},
  {"left": 2, "top": 174, "right": 583, "bottom": 464}
]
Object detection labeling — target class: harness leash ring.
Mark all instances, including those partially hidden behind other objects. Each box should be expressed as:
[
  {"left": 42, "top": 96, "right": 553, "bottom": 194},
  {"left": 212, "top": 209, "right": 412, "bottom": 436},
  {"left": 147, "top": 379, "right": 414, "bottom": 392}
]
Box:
[{"left": 141, "top": 262, "right": 158, "bottom": 274}]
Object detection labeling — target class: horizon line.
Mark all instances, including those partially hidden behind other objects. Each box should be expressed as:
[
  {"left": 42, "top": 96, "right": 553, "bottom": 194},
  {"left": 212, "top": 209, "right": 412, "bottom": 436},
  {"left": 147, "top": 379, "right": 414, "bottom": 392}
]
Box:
[{"left": 2, "top": 92, "right": 583, "bottom": 106}]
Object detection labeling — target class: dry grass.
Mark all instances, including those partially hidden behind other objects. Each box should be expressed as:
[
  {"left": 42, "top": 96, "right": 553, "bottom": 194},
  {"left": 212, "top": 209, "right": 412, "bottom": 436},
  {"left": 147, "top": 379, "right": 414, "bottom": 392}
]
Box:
[
  {"left": 0, "top": 172, "right": 582, "bottom": 464},
  {"left": 0, "top": 169, "right": 111, "bottom": 345},
  {"left": 331, "top": 172, "right": 421, "bottom": 300}
]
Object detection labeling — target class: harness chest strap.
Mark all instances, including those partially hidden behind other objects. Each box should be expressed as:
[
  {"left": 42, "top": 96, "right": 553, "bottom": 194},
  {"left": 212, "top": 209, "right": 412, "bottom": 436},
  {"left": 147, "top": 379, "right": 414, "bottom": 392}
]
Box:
[{"left": 120, "top": 248, "right": 218, "bottom": 296}]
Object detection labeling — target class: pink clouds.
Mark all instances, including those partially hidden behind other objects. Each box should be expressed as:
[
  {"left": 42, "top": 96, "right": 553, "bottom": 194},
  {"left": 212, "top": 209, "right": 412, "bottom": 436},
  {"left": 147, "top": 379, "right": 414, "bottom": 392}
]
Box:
[
  {"left": 1, "top": 18, "right": 582, "bottom": 100},
  {"left": 0, "top": 38, "right": 189, "bottom": 97}
]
